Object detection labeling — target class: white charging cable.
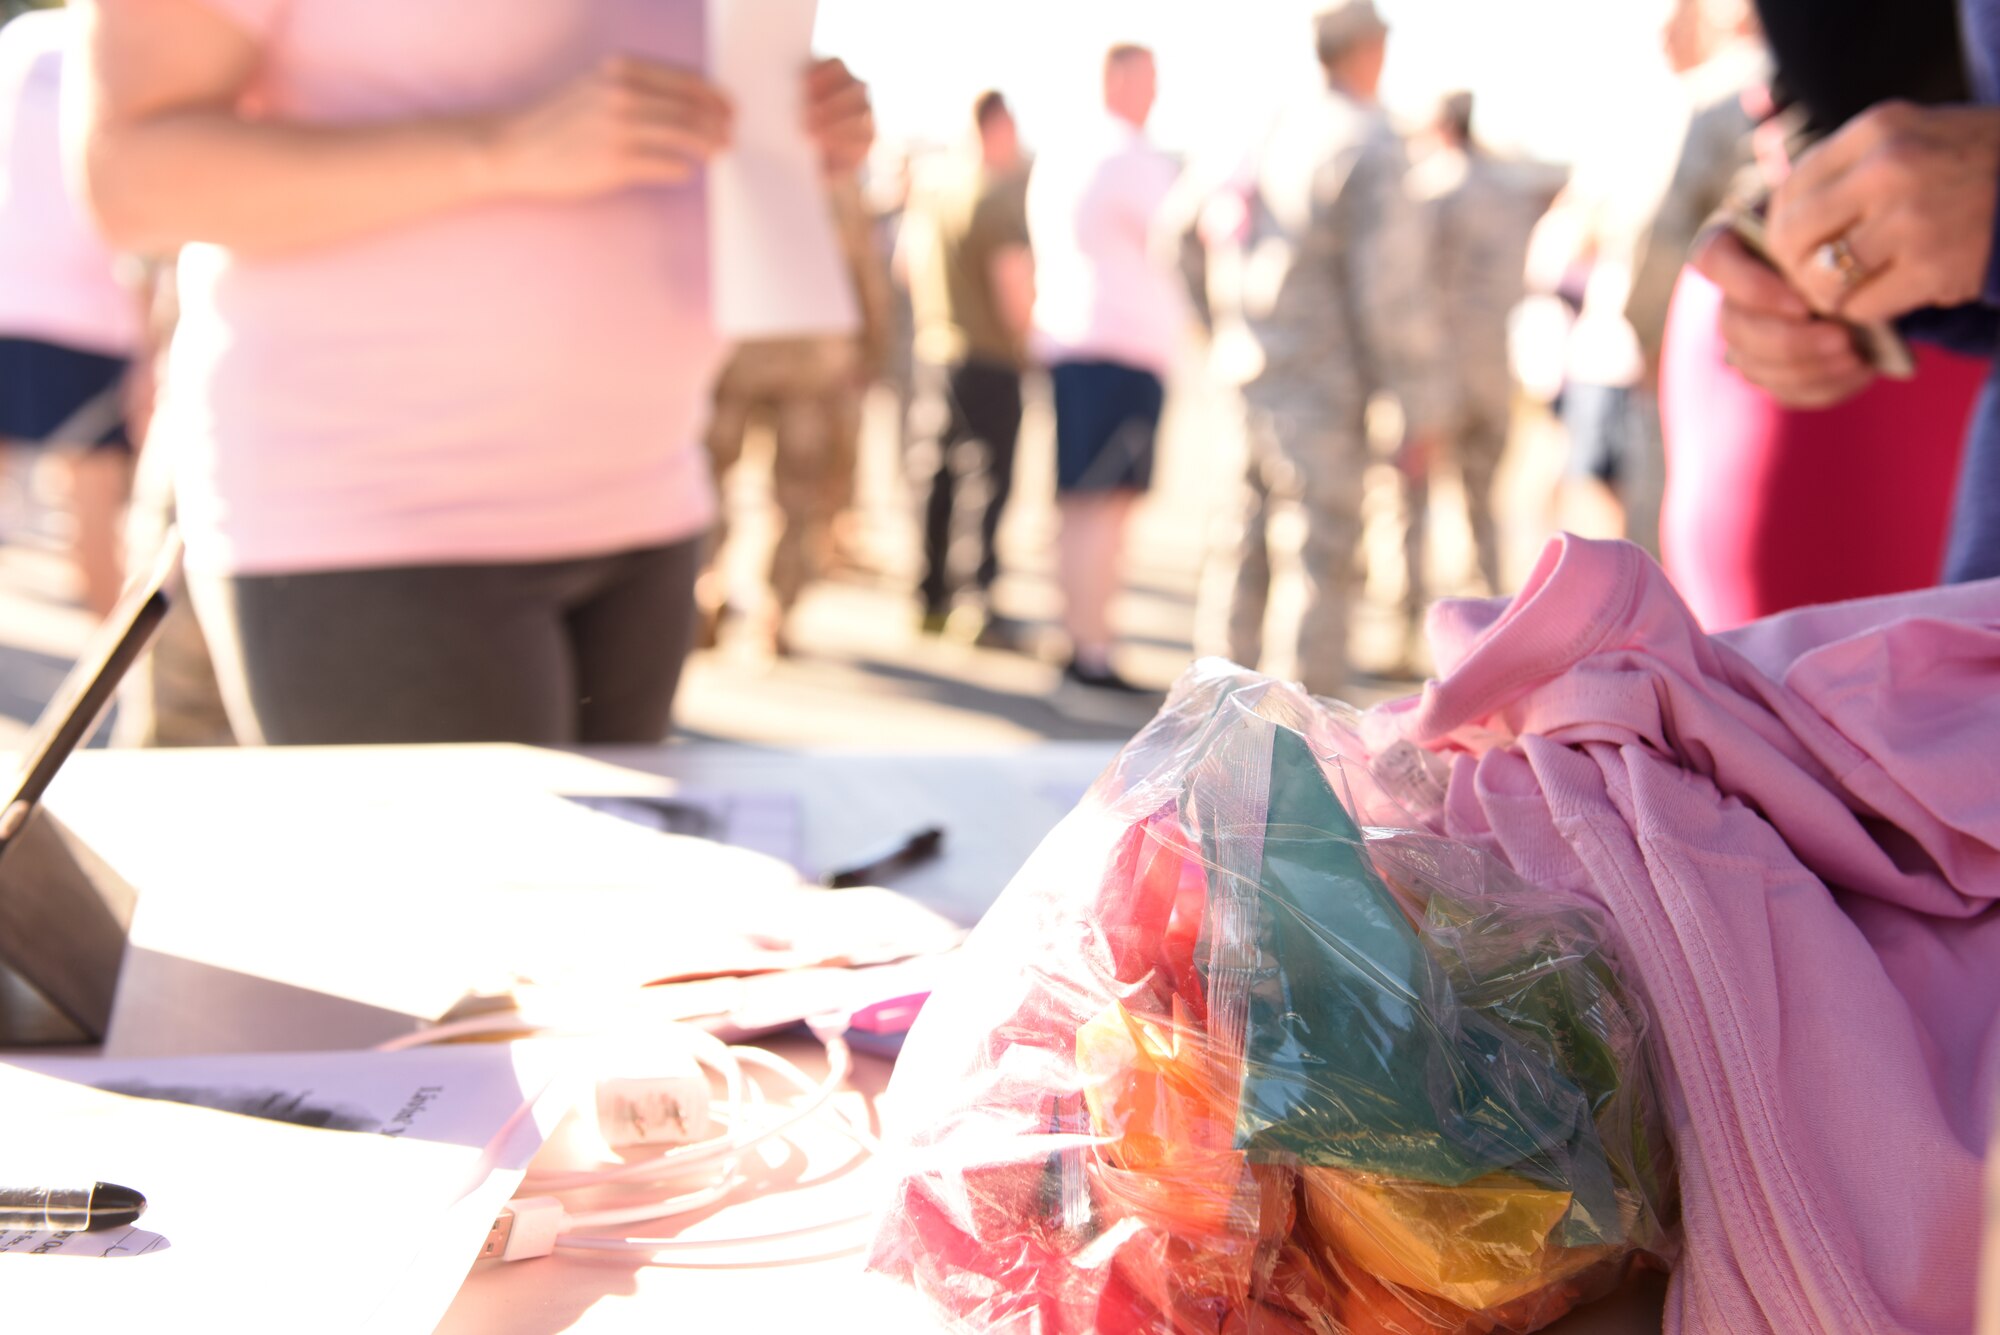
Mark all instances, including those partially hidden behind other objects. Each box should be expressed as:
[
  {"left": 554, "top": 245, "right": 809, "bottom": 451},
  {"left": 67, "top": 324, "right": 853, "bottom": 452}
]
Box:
[{"left": 379, "top": 1010, "right": 881, "bottom": 1265}]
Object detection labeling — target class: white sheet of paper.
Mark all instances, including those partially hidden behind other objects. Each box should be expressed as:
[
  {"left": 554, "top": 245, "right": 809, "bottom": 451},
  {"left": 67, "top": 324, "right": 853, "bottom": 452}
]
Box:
[
  {"left": 93, "top": 780, "right": 956, "bottom": 1031},
  {"left": 707, "top": 0, "right": 859, "bottom": 339},
  {"left": 0, "top": 1046, "right": 567, "bottom": 1334},
  {"left": 93, "top": 784, "right": 810, "bottom": 1032}
]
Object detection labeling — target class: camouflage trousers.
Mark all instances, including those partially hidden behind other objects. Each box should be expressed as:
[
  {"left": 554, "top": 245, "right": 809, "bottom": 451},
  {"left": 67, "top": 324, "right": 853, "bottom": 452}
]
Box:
[
  {"left": 111, "top": 435, "right": 236, "bottom": 748},
  {"left": 703, "top": 339, "right": 863, "bottom": 613},
  {"left": 1399, "top": 397, "right": 1509, "bottom": 615},
  {"left": 1196, "top": 396, "right": 1366, "bottom": 699}
]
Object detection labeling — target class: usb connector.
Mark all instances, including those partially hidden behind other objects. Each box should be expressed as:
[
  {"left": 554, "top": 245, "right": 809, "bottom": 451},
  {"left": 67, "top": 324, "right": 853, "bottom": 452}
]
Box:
[{"left": 478, "top": 1196, "right": 566, "bottom": 1262}]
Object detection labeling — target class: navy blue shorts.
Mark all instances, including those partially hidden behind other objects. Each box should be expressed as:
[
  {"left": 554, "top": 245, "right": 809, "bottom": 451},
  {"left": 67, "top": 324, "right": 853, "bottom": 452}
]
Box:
[
  {"left": 0, "top": 336, "right": 131, "bottom": 451},
  {"left": 1560, "top": 380, "right": 1636, "bottom": 487},
  {"left": 1051, "top": 359, "right": 1164, "bottom": 493}
]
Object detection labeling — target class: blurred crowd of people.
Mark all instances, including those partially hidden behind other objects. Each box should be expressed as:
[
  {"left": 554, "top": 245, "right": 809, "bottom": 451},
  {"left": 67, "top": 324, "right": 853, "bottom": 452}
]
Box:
[
  {"left": 3, "top": 0, "right": 1999, "bottom": 747},
  {"left": 886, "top": 2, "right": 1547, "bottom": 701}
]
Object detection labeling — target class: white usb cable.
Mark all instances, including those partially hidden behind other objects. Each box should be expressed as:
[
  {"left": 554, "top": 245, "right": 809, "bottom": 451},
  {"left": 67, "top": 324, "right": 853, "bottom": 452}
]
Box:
[{"left": 382, "top": 1011, "right": 880, "bottom": 1265}]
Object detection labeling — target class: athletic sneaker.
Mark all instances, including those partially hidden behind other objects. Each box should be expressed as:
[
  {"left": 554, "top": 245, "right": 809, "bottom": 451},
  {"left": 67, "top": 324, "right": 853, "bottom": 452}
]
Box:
[
  {"left": 1062, "top": 659, "right": 1150, "bottom": 694},
  {"left": 972, "top": 613, "right": 1036, "bottom": 655}
]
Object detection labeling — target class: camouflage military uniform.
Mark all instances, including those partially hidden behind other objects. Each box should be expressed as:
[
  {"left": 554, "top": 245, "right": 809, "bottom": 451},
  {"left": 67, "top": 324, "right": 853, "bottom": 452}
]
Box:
[
  {"left": 1195, "top": 85, "right": 1447, "bottom": 698},
  {"left": 1624, "top": 84, "right": 1759, "bottom": 375},
  {"left": 704, "top": 336, "right": 865, "bottom": 615},
  {"left": 111, "top": 428, "right": 236, "bottom": 747},
  {"left": 702, "top": 180, "right": 890, "bottom": 622},
  {"left": 1407, "top": 146, "right": 1544, "bottom": 602},
  {"left": 110, "top": 261, "right": 235, "bottom": 748}
]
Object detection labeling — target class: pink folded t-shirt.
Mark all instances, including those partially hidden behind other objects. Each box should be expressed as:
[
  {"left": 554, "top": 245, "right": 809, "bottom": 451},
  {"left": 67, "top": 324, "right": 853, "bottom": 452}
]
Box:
[
  {"left": 1369, "top": 536, "right": 2000, "bottom": 1333},
  {"left": 155, "top": 0, "right": 720, "bottom": 576}
]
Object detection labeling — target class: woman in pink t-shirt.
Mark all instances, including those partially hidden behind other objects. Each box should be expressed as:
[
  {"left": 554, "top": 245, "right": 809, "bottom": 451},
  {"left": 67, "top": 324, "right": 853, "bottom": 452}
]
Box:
[
  {"left": 72, "top": 0, "right": 871, "bottom": 744},
  {"left": 0, "top": 11, "right": 142, "bottom": 619}
]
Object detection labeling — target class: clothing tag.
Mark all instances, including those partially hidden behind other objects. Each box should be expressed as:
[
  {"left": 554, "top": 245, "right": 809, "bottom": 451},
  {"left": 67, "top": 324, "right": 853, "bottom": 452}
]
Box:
[{"left": 1371, "top": 740, "right": 1448, "bottom": 820}]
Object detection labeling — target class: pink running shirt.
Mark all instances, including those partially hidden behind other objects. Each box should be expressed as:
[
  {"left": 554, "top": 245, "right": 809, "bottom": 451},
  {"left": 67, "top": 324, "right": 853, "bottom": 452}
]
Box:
[
  {"left": 156, "top": 0, "right": 720, "bottom": 575},
  {"left": 0, "top": 12, "right": 140, "bottom": 357}
]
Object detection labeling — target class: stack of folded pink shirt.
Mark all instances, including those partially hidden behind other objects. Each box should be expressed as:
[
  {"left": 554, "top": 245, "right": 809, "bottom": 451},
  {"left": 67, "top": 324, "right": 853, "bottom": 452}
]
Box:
[{"left": 1364, "top": 535, "right": 2000, "bottom": 1334}]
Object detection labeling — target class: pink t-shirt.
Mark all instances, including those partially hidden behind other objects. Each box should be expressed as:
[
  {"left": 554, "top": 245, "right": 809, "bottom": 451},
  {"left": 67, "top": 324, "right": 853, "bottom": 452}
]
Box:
[
  {"left": 0, "top": 12, "right": 139, "bottom": 356},
  {"left": 157, "top": 0, "right": 719, "bottom": 576},
  {"left": 1026, "top": 117, "right": 1183, "bottom": 376}
]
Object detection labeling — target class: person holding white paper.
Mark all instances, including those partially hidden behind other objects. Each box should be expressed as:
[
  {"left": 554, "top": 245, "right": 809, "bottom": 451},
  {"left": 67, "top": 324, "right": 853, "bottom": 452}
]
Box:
[{"left": 72, "top": 0, "right": 872, "bottom": 745}]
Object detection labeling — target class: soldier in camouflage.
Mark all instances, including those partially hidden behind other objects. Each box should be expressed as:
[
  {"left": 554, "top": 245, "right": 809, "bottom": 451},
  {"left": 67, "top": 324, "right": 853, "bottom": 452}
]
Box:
[
  {"left": 1622, "top": 7, "right": 1765, "bottom": 380},
  {"left": 1405, "top": 90, "right": 1545, "bottom": 607},
  {"left": 1194, "top": 0, "right": 1447, "bottom": 697},
  {"left": 700, "top": 177, "right": 891, "bottom": 655},
  {"left": 111, "top": 261, "right": 236, "bottom": 747}
]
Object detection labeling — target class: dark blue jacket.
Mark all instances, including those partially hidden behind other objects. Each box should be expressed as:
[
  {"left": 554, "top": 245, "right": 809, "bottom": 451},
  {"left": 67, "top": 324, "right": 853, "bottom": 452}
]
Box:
[{"left": 1924, "top": 1, "right": 2000, "bottom": 580}]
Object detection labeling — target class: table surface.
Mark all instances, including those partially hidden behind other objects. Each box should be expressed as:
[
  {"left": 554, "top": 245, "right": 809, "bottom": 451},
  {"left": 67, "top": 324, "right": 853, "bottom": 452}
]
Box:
[
  {"left": 33, "top": 742, "right": 1663, "bottom": 1333},
  {"left": 46, "top": 741, "right": 1114, "bottom": 1058}
]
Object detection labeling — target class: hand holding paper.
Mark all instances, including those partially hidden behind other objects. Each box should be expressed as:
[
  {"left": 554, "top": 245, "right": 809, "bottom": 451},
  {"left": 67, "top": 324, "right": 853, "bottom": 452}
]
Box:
[
  {"left": 707, "top": 0, "right": 864, "bottom": 338},
  {"left": 489, "top": 57, "right": 732, "bottom": 197},
  {"left": 803, "top": 57, "right": 874, "bottom": 174}
]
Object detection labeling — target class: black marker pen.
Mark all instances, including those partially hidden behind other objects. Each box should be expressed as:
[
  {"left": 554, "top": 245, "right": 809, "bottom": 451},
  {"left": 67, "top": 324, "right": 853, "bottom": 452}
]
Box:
[
  {"left": 822, "top": 825, "right": 945, "bottom": 888},
  {"left": 0, "top": 1183, "right": 147, "bottom": 1232}
]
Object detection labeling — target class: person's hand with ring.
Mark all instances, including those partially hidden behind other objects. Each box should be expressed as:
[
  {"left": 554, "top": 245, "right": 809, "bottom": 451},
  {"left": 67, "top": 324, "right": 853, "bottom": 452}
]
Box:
[
  {"left": 1766, "top": 100, "right": 2000, "bottom": 324},
  {"left": 1689, "top": 223, "right": 1876, "bottom": 407}
]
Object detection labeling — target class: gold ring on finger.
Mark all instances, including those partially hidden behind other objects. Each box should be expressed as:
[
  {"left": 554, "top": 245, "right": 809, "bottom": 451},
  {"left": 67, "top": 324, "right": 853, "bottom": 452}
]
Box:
[{"left": 1813, "top": 234, "right": 1866, "bottom": 290}]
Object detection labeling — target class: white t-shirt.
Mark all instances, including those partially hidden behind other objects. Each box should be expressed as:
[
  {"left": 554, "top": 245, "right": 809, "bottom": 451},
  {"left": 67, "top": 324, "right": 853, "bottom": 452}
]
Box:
[
  {"left": 0, "top": 11, "right": 139, "bottom": 356},
  {"left": 1026, "top": 117, "right": 1183, "bottom": 376}
]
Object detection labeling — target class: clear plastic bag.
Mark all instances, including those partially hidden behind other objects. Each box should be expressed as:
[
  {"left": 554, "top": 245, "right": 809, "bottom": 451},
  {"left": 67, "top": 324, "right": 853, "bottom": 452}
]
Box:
[{"left": 869, "top": 662, "right": 1675, "bottom": 1332}]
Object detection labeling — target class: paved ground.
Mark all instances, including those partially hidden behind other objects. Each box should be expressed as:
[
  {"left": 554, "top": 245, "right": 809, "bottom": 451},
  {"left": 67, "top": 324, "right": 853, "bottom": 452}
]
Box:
[{"left": 0, "top": 353, "right": 1573, "bottom": 753}]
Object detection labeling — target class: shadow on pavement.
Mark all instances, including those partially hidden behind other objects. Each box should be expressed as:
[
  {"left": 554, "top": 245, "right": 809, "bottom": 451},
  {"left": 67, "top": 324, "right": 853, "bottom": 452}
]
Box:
[
  {"left": 1110, "top": 568, "right": 1200, "bottom": 607},
  {"left": 844, "top": 657, "right": 1152, "bottom": 743}
]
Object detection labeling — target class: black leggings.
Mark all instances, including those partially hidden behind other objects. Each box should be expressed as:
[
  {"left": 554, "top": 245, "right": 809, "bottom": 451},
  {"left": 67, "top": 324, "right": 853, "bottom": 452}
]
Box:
[
  {"left": 189, "top": 538, "right": 703, "bottom": 746},
  {"left": 910, "top": 358, "right": 1023, "bottom": 614}
]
